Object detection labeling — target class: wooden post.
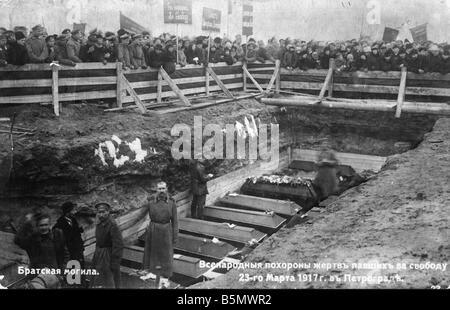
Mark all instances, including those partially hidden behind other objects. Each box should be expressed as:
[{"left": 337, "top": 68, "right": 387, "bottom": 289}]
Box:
[
  {"left": 395, "top": 67, "right": 407, "bottom": 118},
  {"left": 275, "top": 60, "right": 281, "bottom": 94},
  {"left": 265, "top": 60, "right": 281, "bottom": 94},
  {"left": 116, "top": 62, "right": 123, "bottom": 108},
  {"left": 157, "top": 70, "right": 162, "bottom": 104},
  {"left": 159, "top": 68, "right": 191, "bottom": 106},
  {"left": 206, "top": 66, "right": 234, "bottom": 98},
  {"left": 243, "top": 62, "right": 248, "bottom": 92},
  {"left": 318, "top": 64, "right": 333, "bottom": 101},
  {"left": 328, "top": 58, "right": 335, "bottom": 98},
  {"left": 51, "top": 64, "right": 59, "bottom": 116},
  {"left": 242, "top": 65, "right": 264, "bottom": 93},
  {"left": 205, "top": 65, "right": 210, "bottom": 96}
]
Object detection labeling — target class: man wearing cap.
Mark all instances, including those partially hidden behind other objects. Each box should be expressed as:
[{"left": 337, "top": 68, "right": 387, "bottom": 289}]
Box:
[
  {"left": 129, "top": 34, "right": 147, "bottom": 69},
  {"left": 54, "top": 202, "right": 85, "bottom": 265},
  {"left": 62, "top": 29, "right": 71, "bottom": 40},
  {"left": 0, "top": 34, "right": 8, "bottom": 66},
  {"left": 15, "top": 211, "right": 69, "bottom": 271},
  {"left": 245, "top": 39, "right": 258, "bottom": 63},
  {"left": 425, "top": 44, "right": 442, "bottom": 73},
  {"left": 282, "top": 44, "right": 296, "bottom": 69},
  {"left": 138, "top": 181, "right": 178, "bottom": 288},
  {"left": 312, "top": 148, "right": 340, "bottom": 202},
  {"left": 7, "top": 32, "right": 29, "bottom": 66},
  {"left": 147, "top": 43, "right": 165, "bottom": 69},
  {"left": 90, "top": 203, "right": 123, "bottom": 289},
  {"left": 117, "top": 33, "right": 133, "bottom": 69},
  {"left": 189, "top": 159, "right": 213, "bottom": 220},
  {"left": 66, "top": 30, "right": 82, "bottom": 63},
  {"left": 25, "top": 25, "right": 49, "bottom": 63},
  {"left": 367, "top": 46, "right": 381, "bottom": 71}
]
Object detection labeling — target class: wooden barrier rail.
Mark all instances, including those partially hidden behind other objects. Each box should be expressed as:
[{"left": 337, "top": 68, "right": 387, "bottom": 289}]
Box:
[
  {"left": 2, "top": 60, "right": 450, "bottom": 116},
  {"left": 0, "top": 62, "right": 245, "bottom": 116}
]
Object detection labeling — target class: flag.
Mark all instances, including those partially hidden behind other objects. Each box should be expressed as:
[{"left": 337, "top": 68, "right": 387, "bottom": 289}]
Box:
[
  {"left": 410, "top": 23, "right": 427, "bottom": 43},
  {"left": 120, "top": 12, "right": 148, "bottom": 34},
  {"left": 382, "top": 27, "right": 399, "bottom": 42},
  {"left": 228, "top": 0, "right": 232, "bottom": 14}
]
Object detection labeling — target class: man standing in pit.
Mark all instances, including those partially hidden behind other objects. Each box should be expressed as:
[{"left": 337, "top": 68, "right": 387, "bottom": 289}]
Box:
[
  {"left": 90, "top": 203, "right": 123, "bottom": 289},
  {"left": 141, "top": 181, "right": 179, "bottom": 288},
  {"left": 189, "top": 159, "right": 213, "bottom": 220},
  {"left": 53, "top": 202, "right": 86, "bottom": 287},
  {"left": 313, "top": 148, "right": 340, "bottom": 201}
]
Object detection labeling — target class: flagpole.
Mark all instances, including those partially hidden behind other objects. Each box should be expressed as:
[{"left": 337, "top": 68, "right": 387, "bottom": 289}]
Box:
[{"left": 176, "top": 23, "right": 179, "bottom": 65}]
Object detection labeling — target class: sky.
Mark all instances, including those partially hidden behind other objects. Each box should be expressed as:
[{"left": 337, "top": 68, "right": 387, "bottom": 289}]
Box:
[{"left": 2, "top": 0, "right": 450, "bottom": 42}]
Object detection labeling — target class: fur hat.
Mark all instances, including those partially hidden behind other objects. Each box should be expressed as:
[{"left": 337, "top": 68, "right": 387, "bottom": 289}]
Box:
[{"left": 14, "top": 31, "right": 26, "bottom": 41}]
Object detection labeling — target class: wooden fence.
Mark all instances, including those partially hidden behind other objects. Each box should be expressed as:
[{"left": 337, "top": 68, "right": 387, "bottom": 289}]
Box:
[
  {"left": 2, "top": 60, "right": 450, "bottom": 117},
  {"left": 247, "top": 63, "right": 450, "bottom": 101}
]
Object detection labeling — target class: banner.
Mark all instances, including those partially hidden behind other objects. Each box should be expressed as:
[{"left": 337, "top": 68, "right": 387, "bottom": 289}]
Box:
[
  {"left": 120, "top": 12, "right": 148, "bottom": 34},
  {"left": 410, "top": 23, "right": 427, "bottom": 43},
  {"left": 164, "top": 0, "right": 192, "bottom": 24},
  {"left": 202, "top": 7, "right": 221, "bottom": 33},
  {"left": 73, "top": 23, "right": 86, "bottom": 34},
  {"left": 382, "top": 27, "right": 399, "bottom": 42},
  {"left": 242, "top": 0, "right": 253, "bottom": 36}
]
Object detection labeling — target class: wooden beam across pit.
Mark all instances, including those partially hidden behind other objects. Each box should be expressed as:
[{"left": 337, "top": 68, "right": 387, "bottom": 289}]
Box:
[
  {"left": 219, "top": 194, "right": 302, "bottom": 216},
  {"left": 122, "top": 245, "right": 208, "bottom": 279},
  {"left": 204, "top": 205, "right": 286, "bottom": 231},
  {"left": 179, "top": 218, "right": 267, "bottom": 244}
]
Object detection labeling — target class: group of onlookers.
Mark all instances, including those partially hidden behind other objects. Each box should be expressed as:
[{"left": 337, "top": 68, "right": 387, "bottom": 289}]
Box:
[{"left": 2, "top": 24, "right": 450, "bottom": 74}]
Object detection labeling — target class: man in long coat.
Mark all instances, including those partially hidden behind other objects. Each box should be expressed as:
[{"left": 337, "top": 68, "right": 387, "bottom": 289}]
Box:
[
  {"left": 90, "top": 203, "right": 123, "bottom": 289},
  {"left": 141, "top": 182, "right": 178, "bottom": 286},
  {"left": 189, "top": 159, "right": 213, "bottom": 220}
]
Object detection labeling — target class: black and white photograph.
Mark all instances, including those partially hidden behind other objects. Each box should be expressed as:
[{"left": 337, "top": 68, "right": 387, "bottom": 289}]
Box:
[{"left": 0, "top": 0, "right": 449, "bottom": 297}]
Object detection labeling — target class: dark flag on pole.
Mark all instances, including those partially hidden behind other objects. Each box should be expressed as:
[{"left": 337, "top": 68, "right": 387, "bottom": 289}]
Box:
[
  {"left": 382, "top": 27, "right": 399, "bottom": 42},
  {"left": 410, "top": 23, "right": 427, "bottom": 43},
  {"left": 228, "top": 0, "right": 233, "bottom": 14},
  {"left": 120, "top": 12, "right": 148, "bottom": 34}
]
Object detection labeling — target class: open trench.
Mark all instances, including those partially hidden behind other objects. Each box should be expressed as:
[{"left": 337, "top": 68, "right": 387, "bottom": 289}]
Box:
[
  {"left": 0, "top": 98, "right": 440, "bottom": 288},
  {"left": 116, "top": 105, "right": 438, "bottom": 288}
]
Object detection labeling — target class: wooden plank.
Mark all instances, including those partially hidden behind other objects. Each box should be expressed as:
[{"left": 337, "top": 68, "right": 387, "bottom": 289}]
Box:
[
  {"left": 396, "top": 67, "right": 408, "bottom": 118},
  {"left": 219, "top": 194, "right": 302, "bottom": 216},
  {"left": 121, "top": 73, "right": 147, "bottom": 114},
  {"left": 206, "top": 66, "right": 234, "bottom": 98},
  {"left": 1, "top": 79, "right": 52, "bottom": 88},
  {"left": 0, "top": 62, "right": 114, "bottom": 71},
  {"left": 174, "top": 233, "right": 236, "bottom": 260},
  {"left": 281, "top": 81, "right": 450, "bottom": 97},
  {"left": 52, "top": 65, "right": 59, "bottom": 116},
  {"left": 122, "top": 246, "right": 208, "bottom": 278},
  {"left": 243, "top": 66, "right": 264, "bottom": 93},
  {"left": 265, "top": 59, "right": 280, "bottom": 94},
  {"left": 159, "top": 68, "right": 191, "bottom": 106},
  {"left": 204, "top": 205, "right": 286, "bottom": 230},
  {"left": 116, "top": 62, "right": 123, "bottom": 108},
  {"left": 179, "top": 218, "right": 266, "bottom": 244}
]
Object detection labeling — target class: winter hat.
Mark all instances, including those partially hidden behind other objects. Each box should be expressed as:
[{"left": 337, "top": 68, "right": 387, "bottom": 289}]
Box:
[
  {"left": 61, "top": 202, "right": 76, "bottom": 215},
  {"left": 14, "top": 31, "right": 26, "bottom": 41},
  {"left": 429, "top": 44, "right": 439, "bottom": 52},
  {"left": 363, "top": 46, "right": 371, "bottom": 53}
]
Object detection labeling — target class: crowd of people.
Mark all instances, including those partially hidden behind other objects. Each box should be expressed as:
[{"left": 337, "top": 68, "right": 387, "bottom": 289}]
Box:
[{"left": 2, "top": 24, "right": 450, "bottom": 74}]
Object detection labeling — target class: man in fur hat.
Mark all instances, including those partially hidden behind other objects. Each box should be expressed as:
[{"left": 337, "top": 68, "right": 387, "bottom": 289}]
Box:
[
  {"left": 7, "top": 31, "right": 29, "bottom": 66},
  {"left": 66, "top": 29, "right": 83, "bottom": 63},
  {"left": 426, "top": 44, "right": 443, "bottom": 73},
  {"left": 26, "top": 25, "right": 49, "bottom": 63},
  {"left": 0, "top": 34, "right": 8, "bottom": 66},
  {"left": 129, "top": 33, "right": 147, "bottom": 69},
  {"left": 117, "top": 33, "right": 133, "bottom": 69}
]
